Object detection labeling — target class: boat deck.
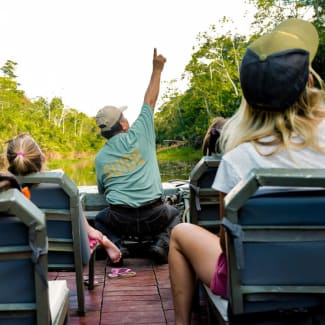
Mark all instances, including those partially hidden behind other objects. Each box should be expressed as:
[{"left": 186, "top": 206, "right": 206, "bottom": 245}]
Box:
[{"left": 49, "top": 253, "right": 209, "bottom": 325}]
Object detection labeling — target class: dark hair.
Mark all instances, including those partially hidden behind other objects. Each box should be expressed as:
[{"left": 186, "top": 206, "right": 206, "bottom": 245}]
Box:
[
  {"left": 100, "top": 120, "right": 123, "bottom": 139},
  {"left": 202, "top": 117, "right": 227, "bottom": 155},
  {"left": 0, "top": 172, "right": 21, "bottom": 192}
]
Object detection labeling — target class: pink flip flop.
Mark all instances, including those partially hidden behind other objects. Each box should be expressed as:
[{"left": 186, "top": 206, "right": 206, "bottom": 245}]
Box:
[{"left": 108, "top": 267, "right": 136, "bottom": 279}]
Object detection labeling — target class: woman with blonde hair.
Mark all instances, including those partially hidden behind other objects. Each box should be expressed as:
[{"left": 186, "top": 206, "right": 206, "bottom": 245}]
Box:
[
  {"left": 6, "top": 133, "right": 122, "bottom": 264},
  {"left": 168, "top": 18, "right": 325, "bottom": 325}
]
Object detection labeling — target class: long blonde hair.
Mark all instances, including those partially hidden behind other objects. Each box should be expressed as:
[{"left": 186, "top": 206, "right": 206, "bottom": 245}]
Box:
[
  {"left": 219, "top": 76, "right": 325, "bottom": 156},
  {"left": 6, "top": 133, "right": 43, "bottom": 176}
]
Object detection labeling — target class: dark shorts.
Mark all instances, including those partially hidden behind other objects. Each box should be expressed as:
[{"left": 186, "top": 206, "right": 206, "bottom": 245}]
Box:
[{"left": 94, "top": 198, "right": 180, "bottom": 243}]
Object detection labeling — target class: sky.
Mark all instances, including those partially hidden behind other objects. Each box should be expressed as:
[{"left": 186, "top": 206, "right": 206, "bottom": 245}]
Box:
[{"left": 0, "top": 0, "right": 255, "bottom": 124}]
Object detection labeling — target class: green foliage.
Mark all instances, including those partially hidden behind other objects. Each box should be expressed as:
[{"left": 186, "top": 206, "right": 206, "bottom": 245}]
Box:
[
  {"left": 156, "top": 27, "right": 247, "bottom": 148},
  {"left": 1, "top": 0, "right": 324, "bottom": 164},
  {"left": 0, "top": 61, "right": 103, "bottom": 165},
  {"left": 1, "top": 60, "right": 18, "bottom": 79},
  {"left": 157, "top": 146, "right": 202, "bottom": 162},
  {"left": 156, "top": 0, "right": 325, "bottom": 147}
]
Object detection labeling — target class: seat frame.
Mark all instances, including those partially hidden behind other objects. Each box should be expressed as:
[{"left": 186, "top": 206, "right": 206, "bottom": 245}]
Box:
[
  {"left": 188, "top": 155, "right": 222, "bottom": 230},
  {"left": 0, "top": 188, "right": 69, "bottom": 325},
  {"left": 205, "top": 168, "right": 325, "bottom": 324},
  {"left": 17, "top": 170, "right": 92, "bottom": 315}
]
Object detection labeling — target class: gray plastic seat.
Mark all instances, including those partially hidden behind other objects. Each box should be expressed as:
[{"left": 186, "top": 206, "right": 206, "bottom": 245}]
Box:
[
  {"left": 18, "top": 170, "right": 92, "bottom": 315},
  {"left": 205, "top": 168, "right": 325, "bottom": 324},
  {"left": 0, "top": 188, "right": 70, "bottom": 325},
  {"left": 188, "top": 155, "right": 222, "bottom": 231}
]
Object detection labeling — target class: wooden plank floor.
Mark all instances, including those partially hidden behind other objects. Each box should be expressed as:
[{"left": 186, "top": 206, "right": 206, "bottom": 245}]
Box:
[{"left": 49, "top": 254, "right": 209, "bottom": 325}]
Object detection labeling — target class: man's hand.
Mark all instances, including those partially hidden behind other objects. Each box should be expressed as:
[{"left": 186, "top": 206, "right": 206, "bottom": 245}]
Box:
[
  {"left": 153, "top": 48, "right": 166, "bottom": 72},
  {"left": 144, "top": 48, "right": 166, "bottom": 110}
]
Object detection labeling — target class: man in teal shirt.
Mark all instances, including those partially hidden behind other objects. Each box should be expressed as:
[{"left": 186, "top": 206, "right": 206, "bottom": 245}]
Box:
[{"left": 94, "top": 48, "right": 180, "bottom": 263}]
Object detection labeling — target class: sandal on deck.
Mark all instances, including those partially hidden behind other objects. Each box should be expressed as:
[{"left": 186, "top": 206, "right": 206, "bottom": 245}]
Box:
[{"left": 108, "top": 267, "right": 136, "bottom": 279}]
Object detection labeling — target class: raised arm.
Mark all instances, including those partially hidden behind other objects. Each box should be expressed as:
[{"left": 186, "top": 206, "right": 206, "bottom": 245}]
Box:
[{"left": 143, "top": 48, "right": 166, "bottom": 112}]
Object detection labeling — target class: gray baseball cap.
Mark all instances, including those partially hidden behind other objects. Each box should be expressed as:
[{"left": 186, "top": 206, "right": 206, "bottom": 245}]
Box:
[{"left": 96, "top": 105, "right": 127, "bottom": 132}]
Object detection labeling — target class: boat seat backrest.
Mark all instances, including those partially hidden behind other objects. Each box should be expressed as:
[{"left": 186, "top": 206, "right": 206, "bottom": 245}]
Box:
[
  {"left": 239, "top": 187, "right": 325, "bottom": 225},
  {"left": 224, "top": 169, "right": 325, "bottom": 320},
  {"left": 0, "top": 189, "right": 52, "bottom": 325},
  {"left": 235, "top": 187, "right": 325, "bottom": 286},
  {"left": 30, "top": 183, "right": 90, "bottom": 266},
  {"left": 0, "top": 215, "right": 35, "bottom": 307},
  {"left": 18, "top": 171, "right": 90, "bottom": 315},
  {"left": 188, "top": 155, "right": 221, "bottom": 230},
  {"left": 30, "top": 183, "right": 70, "bottom": 209}
]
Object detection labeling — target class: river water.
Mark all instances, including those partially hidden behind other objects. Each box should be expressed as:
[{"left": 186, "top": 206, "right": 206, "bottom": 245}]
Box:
[{"left": 48, "top": 157, "right": 196, "bottom": 186}]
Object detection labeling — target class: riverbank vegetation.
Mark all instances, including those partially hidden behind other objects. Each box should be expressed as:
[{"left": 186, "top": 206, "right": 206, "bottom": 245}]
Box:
[
  {"left": 155, "top": 0, "right": 324, "bottom": 147},
  {"left": 44, "top": 145, "right": 202, "bottom": 185},
  {"left": 0, "top": 0, "right": 323, "bottom": 168},
  {"left": 157, "top": 145, "right": 202, "bottom": 162}
]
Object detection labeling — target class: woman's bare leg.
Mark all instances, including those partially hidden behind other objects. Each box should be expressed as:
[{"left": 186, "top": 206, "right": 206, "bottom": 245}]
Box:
[{"left": 168, "top": 223, "right": 222, "bottom": 325}]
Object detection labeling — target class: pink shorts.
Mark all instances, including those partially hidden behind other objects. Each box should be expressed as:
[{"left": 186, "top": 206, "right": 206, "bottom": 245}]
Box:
[
  {"left": 210, "top": 252, "right": 228, "bottom": 298},
  {"left": 88, "top": 237, "right": 99, "bottom": 250}
]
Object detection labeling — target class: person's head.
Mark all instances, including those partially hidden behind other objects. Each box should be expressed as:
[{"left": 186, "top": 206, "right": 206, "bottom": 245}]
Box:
[
  {"left": 220, "top": 18, "right": 325, "bottom": 155},
  {"left": 202, "top": 116, "right": 227, "bottom": 155},
  {"left": 6, "top": 133, "right": 45, "bottom": 176},
  {"left": 96, "top": 106, "right": 129, "bottom": 139}
]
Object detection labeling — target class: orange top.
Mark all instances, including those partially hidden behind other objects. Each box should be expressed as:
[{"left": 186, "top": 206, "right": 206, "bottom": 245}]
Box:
[{"left": 21, "top": 186, "right": 31, "bottom": 200}]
